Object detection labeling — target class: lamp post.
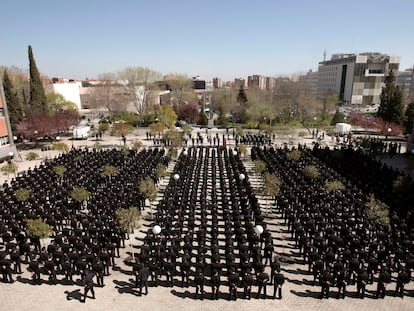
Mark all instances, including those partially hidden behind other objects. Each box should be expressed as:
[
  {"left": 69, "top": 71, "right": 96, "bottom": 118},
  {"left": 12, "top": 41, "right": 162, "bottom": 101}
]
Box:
[
  {"left": 152, "top": 225, "right": 161, "bottom": 235},
  {"left": 239, "top": 173, "right": 245, "bottom": 182},
  {"left": 173, "top": 173, "right": 180, "bottom": 181},
  {"left": 386, "top": 127, "right": 392, "bottom": 140}
]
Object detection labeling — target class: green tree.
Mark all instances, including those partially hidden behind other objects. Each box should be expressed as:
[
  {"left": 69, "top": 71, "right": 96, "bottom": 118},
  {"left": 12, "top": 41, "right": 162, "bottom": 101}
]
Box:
[
  {"left": 28, "top": 45, "right": 47, "bottom": 113},
  {"left": 377, "top": 71, "right": 404, "bottom": 125},
  {"left": 303, "top": 165, "right": 320, "bottom": 179},
  {"left": 26, "top": 219, "right": 52, "bottom": 247},
  {"left": 2, "top": 69, "right": 24, "bottom": 132},
  {"left": 70, "top": 187, "right": 91, "bottom": 210},
  {"left": 46, "top": 93, "right": 78, "bottom": 113},
  {"left": 253, "top": 160, "right": 267, "bottom": 174},
  {"left": 26, "top": 152, "right": 39, "bottom": 161},
  {"left": 331, "top": 109, "right": 344, "bottom": 125},
  {"left": 1, "top": 162, "right": 18, "bottom": 180},
  {"left": 237, "top": 85, "right": 248, "bottom": 104},
  {"left": 404, "top": 101, "right": 414, "bottom": 134},
  {"left": 139, "top": 176, "right": 157, "bottom": 218},
  {"left": 158, "top": 105, "right": 177, "bottom": 129},
  {"left": 115, "top": 207, "right": 141, "bottom": 261},
  {"left": 261, "top": 173, "right": 282, "bottom": 214},
  {"left": 110, "top": 122, "right": 134, "bottom": 137},
  {"left": 199, "top": 110, "right": 208, "bottom": 125},
  {"left": 101, "top": 165, "right": 119, "bottom": 181},
  {"left": 365, "top": 194, "right": 389, "bottom": 227},
  {"left": 14, "top": 188, "right": 31, "bottom": 202},
  {"left": 53, "top": 165, "right": 67, "bottom": 184},
  {"left": 51, "top": 142, "right": 69, "bottom": 154},
  {"left": 324, "top": 180, "right": 345, "bottom": 193}
]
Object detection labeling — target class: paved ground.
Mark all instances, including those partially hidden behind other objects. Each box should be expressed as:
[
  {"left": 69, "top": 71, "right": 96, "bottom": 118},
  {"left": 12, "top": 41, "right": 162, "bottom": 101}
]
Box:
[{"left": 0, "top": 127, "right": 413, "bottom": 311}]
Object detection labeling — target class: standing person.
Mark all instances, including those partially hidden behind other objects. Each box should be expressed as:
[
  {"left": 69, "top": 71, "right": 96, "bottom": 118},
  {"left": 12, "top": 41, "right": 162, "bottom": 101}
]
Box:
[
  {"left": 242, "top": 268, "right": 254, "bottom": 300},
  {"left": 194, "top": 270, "right": 205, "bottom": 300},
  {"left": 211, "top": 267, "right": 221, "bottom": 300},
  {"left": 273, "top": 268, "right": 285, "bottom": 299},
  {"left": 82, "top": 271, "right": 96, "bottom": 302},
  {"left": 320, "top": 269, "right": 334, "bottom": 299},
  {"left": 357, "top": 267, "right": 368, "bottom": 299},
  {"left": 139, "top": 264, "right": 150, "bottom": 295},
  {"left": 395, "top": 267, "right": 410, "bottom": 298},
  {"left": 376, "top": 266, "right": 391, "bottom": 299},
  {"left": 228, "top": 268, "right": 239, "bottom": 300},
  {"left": 257, "top": 268, "right": 269, "bottom": 299}
]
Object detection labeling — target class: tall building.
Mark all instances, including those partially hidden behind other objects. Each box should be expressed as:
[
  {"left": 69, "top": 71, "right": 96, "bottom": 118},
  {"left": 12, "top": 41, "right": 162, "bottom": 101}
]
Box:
[
  {"left": 397, "top": 67, "right": 414, "bottom": 100},
  {"left": 234, "top": 78, "right": 246, "bottom": 89},
  {"left": 298, "top": 69, "right": 319, "bottom": 95},
  {"left": 212, "top": 77, "right": 222, "bottom": 89},
  {"left": 247, "top": 75, "right": 266, "bottom": 90},
  {"left": 318, "top": 52, "right": 400, "bottom": 105},
  {"left": 0, "top": 81, "right": 17, "bottom": 161}
]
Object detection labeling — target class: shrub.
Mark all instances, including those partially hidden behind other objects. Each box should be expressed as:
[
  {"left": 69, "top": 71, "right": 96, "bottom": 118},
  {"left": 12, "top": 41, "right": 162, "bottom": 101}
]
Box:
[{"left": 26, "top": 152, "right": 39, "bottom": 161}]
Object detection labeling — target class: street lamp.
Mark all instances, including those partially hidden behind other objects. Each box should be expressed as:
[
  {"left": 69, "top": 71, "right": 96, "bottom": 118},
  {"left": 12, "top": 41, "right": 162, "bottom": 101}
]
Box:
[
  {"left": 386, "top": 127, "right": 392, "bottom": 140},
  {"left": 254, "top": 224, "right": 264, "bottom": 236},
  {"left": 173, "top": 173, "right": 180, "bottom": 181},
  {"left": 183, "top": 149, "right": 188, "bottom": 156},
  {"left": 233, "top": 150, "right": 238, "bottom": 156},
  {"left": 239, "top": 173, "right": 245, "bottom": 181},
  {"left": 152, "top": 225, "right": 161, "bottom": 235}
]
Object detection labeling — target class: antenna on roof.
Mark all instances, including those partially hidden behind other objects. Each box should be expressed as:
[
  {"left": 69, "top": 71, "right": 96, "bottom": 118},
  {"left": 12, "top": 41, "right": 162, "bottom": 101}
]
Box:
[{"left": 323, "top": 49, "right": 326, "bottom": 61}]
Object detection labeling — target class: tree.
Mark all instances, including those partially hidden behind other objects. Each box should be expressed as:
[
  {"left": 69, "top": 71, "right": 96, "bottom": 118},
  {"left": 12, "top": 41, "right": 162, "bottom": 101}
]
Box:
[
  {"left": 199, "top": 110, "right": 208, "bottom": 125},
  {"left": 302, "top": 165, "right": 320, "bottom": 180},
  {"left": 53, "top": 165, "right": 67, "bottom": 184},
  {"left": 25, "top": 152, "right": 39, "bottom": 161},
  {"left": 87, "top": 73, "right": 128, "bottom": 114},
  {"left": 70, "top": 187, "right": 91, "bottom": 210},
  {"left": 110, "top": 122, "right": 134, "bottom": 138},
  {"left": 158, "top": 105, "right": 177, "bottom": 129},
  {"left": 324, "top": 180, "right": 345, "bottom": 193},
  {"left": 101, "top": 165, "right": 119, "bottom": 182},
  {"left": 331, "top": 109, "right": 344, "bottom": 125},
  {"left": 51, "top": 142, "right": 69, "bottom": 154},
  {"left": 139, "top": 176, "right": 157, "bottom": 217},
  {"left": 404, "top": 101, "right": 414, "bottom": 134},
  {"left": 118, "top": 67, "right": 162, "bottom": 114},
  {"left": 237, "top": 85, "right": 248, "bottom": 105},
  {"left": 46, "top": 93, "right": 78, "bottom": 113},
  {"left": 253, "top": 160, "right": 267, "bottom": 174},
  {"left": 1, "top": 162, "right": 18, "bottom": 180},
  {"left": 365, "top": 194, "right": 389, "bottom": 227},
  {"left": 26, "top": 219, "right": 52, "bottom": 248},
  {"left": 14, "top": 188, "right": 31, "bottom": 202},
  {"left": 2, "top": 69, "right": 24, "bottom": 133},
  {"left": 174, "top": 102, "right": 199, "bottom": 123},
  {"left": 261, "top": 173, "right": 282, "bottom": 214},
  {"left": 377, "top": 71, "right": 404, "bottom": 125},
  {"left": 115, "top": 207, "right": 141, "bottom": 261},
  {"left": 28, "top": 45, "right": 47, "bottom": 113},
  {"left": 165, "top": 74, "right": 195, "bottom": 107}
]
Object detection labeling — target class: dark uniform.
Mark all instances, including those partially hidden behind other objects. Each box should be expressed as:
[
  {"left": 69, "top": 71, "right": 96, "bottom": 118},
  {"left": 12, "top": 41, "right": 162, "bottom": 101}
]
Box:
[{"left": 273, "top": 270, "right": 285, "bottom": 299}]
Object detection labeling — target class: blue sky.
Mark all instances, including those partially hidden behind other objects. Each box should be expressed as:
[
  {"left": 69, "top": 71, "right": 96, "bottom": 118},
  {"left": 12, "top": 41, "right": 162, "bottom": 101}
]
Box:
[{"left": 1, "top": 0, "right": 413, "bottom": 81}]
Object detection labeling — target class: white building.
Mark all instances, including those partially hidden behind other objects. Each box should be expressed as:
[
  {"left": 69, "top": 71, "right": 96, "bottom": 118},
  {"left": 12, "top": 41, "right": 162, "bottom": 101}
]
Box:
[
  {"left": 318, "top": 53, "right": 400, "bottom": 105},
  {"left": 52, "top": 80, "right": 82, "bottom": 109}
]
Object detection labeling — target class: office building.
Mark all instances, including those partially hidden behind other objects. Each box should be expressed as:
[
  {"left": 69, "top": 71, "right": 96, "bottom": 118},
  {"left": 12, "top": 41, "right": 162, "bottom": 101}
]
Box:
[{"left": 318, "top": 52, "right": 400, "bottom": 105}]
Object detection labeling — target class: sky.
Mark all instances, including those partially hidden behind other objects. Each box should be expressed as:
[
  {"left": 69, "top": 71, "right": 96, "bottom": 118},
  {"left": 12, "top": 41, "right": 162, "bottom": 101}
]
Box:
[{"left": 1, "top": 0, "right": 413, "bottom": 81}]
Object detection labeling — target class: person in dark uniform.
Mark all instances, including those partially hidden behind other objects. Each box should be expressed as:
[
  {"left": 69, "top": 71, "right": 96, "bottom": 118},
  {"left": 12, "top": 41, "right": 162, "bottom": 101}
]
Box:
[
  {"left": 395, "top": 267, "right": 410, "bottom": 298},
  {"left": 82, "top": 271, "right": 96, "bottom": 302},
  {"left": 273, "top": 268, "right": 285, "bottom": 299},
  {"left": 138, "top": 264, "right": 149, "bottom": 295},
  {"left": 194, "top": 270, "right": 205, "bottom": 300},
  {"left": 376, "top": 266, "right": 391, "bottom": 298},
  {"left": 211, "top": 267, "right": 221, "bottom": 300},
  {"left": 0, "top": 256, "right": 14, "bottom": 283},
  {"left": 93, "top": 259, "right": 105, "bottom": 287},
  {"left": 320, "top": 269, "right": 334, "bottom": 299},
  {"left": 257, "top": 268, "right": 269, "bottom": 299},
  {"left": 357, "top": 268, "right": 368, "bottom": 299},
  {"left": 28, "top": 257, "right": 41, "bottom": 284},
  {"left": 228, "top": 267, "right": 239, "bottom": 300},
  {"left": 242, "top": 268, "right": 254, "bottom": 299}
]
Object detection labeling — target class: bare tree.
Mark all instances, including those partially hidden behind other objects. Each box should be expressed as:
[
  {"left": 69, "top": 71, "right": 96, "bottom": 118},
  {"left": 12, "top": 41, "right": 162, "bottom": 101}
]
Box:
[
  {"left": 117, "top": 67, "right": 162, "bottom": 114},
  {"left": 85, "top": 73, "right": 128, "bottom": 114}
]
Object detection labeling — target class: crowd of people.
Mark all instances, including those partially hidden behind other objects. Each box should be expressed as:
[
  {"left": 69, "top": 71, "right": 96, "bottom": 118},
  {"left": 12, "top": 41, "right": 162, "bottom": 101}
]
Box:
[
  {"left": 252, "top": 145, "right": 413, "bottom": 299},
  {"left": 132, "top": 147, "right": 285, "bottom": 300},
  {"left": 0, "top": 147, "right": 168, "bottom": 296}
]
